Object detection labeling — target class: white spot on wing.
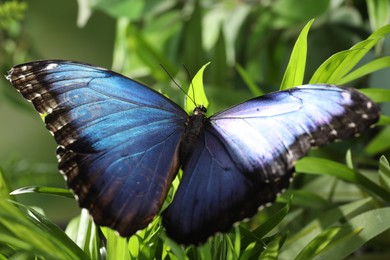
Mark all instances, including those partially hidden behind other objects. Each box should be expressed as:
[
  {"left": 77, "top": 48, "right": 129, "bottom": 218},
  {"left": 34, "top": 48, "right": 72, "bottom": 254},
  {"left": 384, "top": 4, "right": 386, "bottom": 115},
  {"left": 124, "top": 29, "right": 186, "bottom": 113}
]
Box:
[
  {"left": 367, "top": 102, "right": 372, "bottom": 109},
  {"left": 31, "top": 93, "right": 41, "bottom": 99},
  {"left": 45, "top": 63, "right": 58, "bottom": 70},
  {"left": 46, "top": 108, "right": 53, "bottom": 114},
  {"left": 341, "top": 92, "right": 352, "bottom": 103}
]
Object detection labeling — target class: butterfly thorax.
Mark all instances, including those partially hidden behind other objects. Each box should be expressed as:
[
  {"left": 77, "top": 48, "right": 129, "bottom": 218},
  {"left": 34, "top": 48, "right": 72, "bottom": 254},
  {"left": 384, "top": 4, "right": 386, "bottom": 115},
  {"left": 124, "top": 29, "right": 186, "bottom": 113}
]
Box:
[{"left": 180, "top": 105, "right": 207, "bottom": 162}]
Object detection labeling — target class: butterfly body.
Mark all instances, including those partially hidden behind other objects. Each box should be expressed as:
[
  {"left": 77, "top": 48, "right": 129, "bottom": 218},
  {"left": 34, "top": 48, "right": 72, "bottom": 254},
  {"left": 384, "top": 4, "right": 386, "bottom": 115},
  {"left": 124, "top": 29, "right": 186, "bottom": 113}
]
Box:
[
  {"left": 180, "top": 105, "right": 207, "bottom": 162},
  {"left": 7, "top": 60, "right": 379, "bottom": 245}
]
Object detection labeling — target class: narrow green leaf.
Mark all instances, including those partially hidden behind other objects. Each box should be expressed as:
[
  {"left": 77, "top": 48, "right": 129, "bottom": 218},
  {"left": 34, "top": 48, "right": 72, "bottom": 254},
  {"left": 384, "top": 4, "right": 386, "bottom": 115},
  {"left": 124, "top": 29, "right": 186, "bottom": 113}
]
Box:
[
  {"left": 295, "top": 227, "right": 342, "bottom": 260},
  {"left": 103, "top": 228, "right": 131, "bottom": 260},
  {"left": 378, "top": 115, "right": 390, "bottom": 125},
  {"left": 365, "top": 126, "right": 390, "bottom": 155},
  {"left": 235, "top": 63, "right": 263, "bottom": 96},
  {"left": 296, "top": 157, "right": 356, "bottom": 182},
  {"left": 241, "top": 198, "right": 291, "bottom": 248},
  {"left": 367, "top": 0, "right": 390, "bottom": 31},
  {"left": 296, "top": 157, "right": 390, "bottom": 202},
  {"left": 279, "top": 189, "right": 331, "bottom": 209},
  {"left": 209, "top": 28, "right": 228, "bottom": 87},
  {"left": 0, "top": 169, "right": 12, "bottom": 199},
  {"left": 161, "top": 235, "right": 187, "bottom": 260},
  {"left": 313, "top": 208, "right": 390, "bottom": 260},
  {"left": 198, "top": 240, "right": 213, "bottom": 260},
  {"left": 259, "top": 235, "right": 284, "bottom": 259},
  {"left": 280, "top": 198, "right": 373, "bottom": 259},
  {"left": 337, "top": 57, "right": 390, "bottom": 84},
  {"left": 73, "top": 209, "right": 100, "bottom": 259},
  {"left": 10, "top": 186, "right": 74, "bottom": 198},
  {"left": 0, "top": 199, "right": 87, "bottom": 259},
  {"left": 359, "top": 88, "right": 390, "bottom": 103},
  {"left": 310, "top": 24, "right": 390, "bottom": 84},
  {"left": 345, "top": 149, "right": 353, "bottom": 169},
  {"left": 126, "top": 24, "right": 177, "bottom": 81},
  {"left": 128, "top": 235, "right": 139, "bottom": 258},
  {"left": 379, "top": 156, "right": 390, "bottom": 192},
  {"left": 233, "top": 225, "right": 241, "bottom": 259},
  {"left": 185, "top": 62, "right": 210, "bottom": 114},
  {"left": 280, "top": 19, "right": 314, "bottom": 90}
]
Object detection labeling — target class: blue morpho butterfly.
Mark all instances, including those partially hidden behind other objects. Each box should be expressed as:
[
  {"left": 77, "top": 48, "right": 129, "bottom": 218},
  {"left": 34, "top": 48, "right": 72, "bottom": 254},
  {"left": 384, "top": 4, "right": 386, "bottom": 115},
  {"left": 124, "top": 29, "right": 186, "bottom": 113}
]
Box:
[{"left": 7, "top": 60, "right": 379, "bottom": 245}]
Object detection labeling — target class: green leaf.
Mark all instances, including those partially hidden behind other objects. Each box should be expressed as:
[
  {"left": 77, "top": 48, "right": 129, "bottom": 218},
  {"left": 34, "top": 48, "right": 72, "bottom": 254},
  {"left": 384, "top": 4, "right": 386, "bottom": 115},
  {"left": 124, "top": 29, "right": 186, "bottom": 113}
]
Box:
[
  {"left": 185, "top": 62, "right": 210, "bottom": 114},
  {"left": 280, "top": 198, "right": 373, "bottom": 259},
  {"left": 337, "top": 57, "right": 390, "bottom": 84},
  {"left": 310, "top": 24, "right": 390, "bottom": 84},
  {"left": 280, "top": 19, "right": 313, "bottom": 90},
  {"left": 313, "top": 208, "right": 390, "bottom": 259},
  {"left": 259, "top": 235, "right": 285, "bottom": 259},
  {"left": 359, "top": 88, "right": 390, "bottom": 103},
  {"left": 379, "top": 156, "right": 390, "bottom": 192},
  {"left": 378, "top": 115, "right": 390, "bottom": 125},
  {"left": 241, "top": 198, "right": 291, "bottom": 248},
  {"left": 295, "top": 227, "right": 343, "bottom": 260},
  {"left": 125, "top": 23, "right": 177, "bottom": 81},
  {"left": 365, "top": 126, "right": 390, "bottom": 155},
  {"left": 10, "top": 186, "right": 74, "bottom": 198},
  {"left": 65, "top": 210, "right": 101, "bottom": 259},
  {"left": 0, "top": 168, "right": 12, "bottom": 199},
  {"left": 279, "top": 189, "right": 332, "bottom": 209},
  {"left": 103, "top": 228, "right": 131, "bottom": 260},
  {"left": 367, "top": 0, "right": 390, "bottom": 31},
  {"left": 0, "top": 199, "right": 88, "bottom": 259},
  {"left": 296, "top": 157, "right": 390, "bottom": 202},
  {"left": 235, "top": 63, "right": 263, "bottom": 96}
]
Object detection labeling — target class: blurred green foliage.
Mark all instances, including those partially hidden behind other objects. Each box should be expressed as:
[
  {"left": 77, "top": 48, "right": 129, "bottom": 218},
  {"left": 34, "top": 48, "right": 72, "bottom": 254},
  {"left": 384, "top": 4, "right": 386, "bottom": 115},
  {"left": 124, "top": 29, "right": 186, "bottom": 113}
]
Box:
[{"left": 1, "top": 0, "right": 390, "bottom": 259}]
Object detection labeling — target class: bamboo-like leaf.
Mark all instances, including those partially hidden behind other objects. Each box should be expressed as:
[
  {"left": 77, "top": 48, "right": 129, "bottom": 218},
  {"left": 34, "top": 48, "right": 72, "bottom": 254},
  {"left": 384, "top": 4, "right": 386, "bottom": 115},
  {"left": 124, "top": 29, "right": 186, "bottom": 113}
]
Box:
[
  {"left": 259, "top": 235, "right": 285, "bottom": 259},
  {"left": 367, "top": 0, "right": 390, "bottom": 31},
  {"left": 241, "top": 198, "right": 291, "bottom": 248},
  {"left": 359, "top": 88, "right": 390, "bottom": 103},
  {"left": 185, "top": 62, "right": 210, "bottom": 114},
  {"left": 0, "top": 169, "right": 12, "bottom": 199},
  {"left": 235, "top": 63, "right": 264, "bottom": 96},
  {"left": 310, "top": 24, "right": 390, "bottom": 84},
  {"left": 280, "top": 19, "right": 314, "bottom": 90},
  {"left": 103, "top": 228, "right": 131, "bottom": 260},
  {"left": 313, "top": 208, "right": 390, "bottom": 259},
  {"left": 379, "top": 156, "right": 390, "bottom": 192},
  {"left": 279, "top": 198, "right": 373, "bottom": 259},
  {"left": 296, "top": 157, "right": 390, "bottom": 202},
  {"left": 0, "top": 199, "right": 87, "bottom": 259},
  {"left": 338, "top": 57, "right": 390, "bottom": 84},
  {"left": 365, "top": 126, "right": 390, "bottom": 155},
  {"left": 378, "top": 115, "right": 390, "bottom": 126},
  {"left": 295, "top": 227, "right": 343, "bottom": 260}
]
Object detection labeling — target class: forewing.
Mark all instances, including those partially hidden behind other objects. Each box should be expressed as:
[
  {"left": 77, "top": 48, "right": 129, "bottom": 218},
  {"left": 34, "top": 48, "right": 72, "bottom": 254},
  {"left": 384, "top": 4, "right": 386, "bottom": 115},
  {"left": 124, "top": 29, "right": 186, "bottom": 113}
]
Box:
[
  {"left": 162, "top": 84, "right": 379, "bottom": 245},
  {"left": 210, "top": 85, "right": 379, "bottom": 179},
  {"left": 7, "top": 60, "right": 187, "bottom": 236}
]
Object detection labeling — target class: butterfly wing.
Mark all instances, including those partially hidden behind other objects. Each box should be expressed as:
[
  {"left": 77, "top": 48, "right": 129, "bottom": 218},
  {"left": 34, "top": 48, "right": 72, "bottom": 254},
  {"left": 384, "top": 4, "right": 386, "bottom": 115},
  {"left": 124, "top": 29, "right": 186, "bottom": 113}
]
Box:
[
  {"left": 162, "top": 85, "right": 379, "bottom": 245},
  {"left": 7, "top": 60, "right": 188, "bottom": 236}
]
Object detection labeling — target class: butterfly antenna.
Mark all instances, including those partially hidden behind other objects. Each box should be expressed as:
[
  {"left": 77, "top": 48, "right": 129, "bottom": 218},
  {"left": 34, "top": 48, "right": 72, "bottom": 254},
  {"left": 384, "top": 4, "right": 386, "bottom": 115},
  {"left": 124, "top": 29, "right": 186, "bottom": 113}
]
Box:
[{"left": 160, "top": 64, "right": 196, "bottom": 105}]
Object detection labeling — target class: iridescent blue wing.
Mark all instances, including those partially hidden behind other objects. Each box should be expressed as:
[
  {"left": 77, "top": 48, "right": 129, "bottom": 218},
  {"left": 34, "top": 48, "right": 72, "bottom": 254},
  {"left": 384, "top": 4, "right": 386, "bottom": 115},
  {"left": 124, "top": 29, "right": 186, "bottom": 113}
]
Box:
[
  {"left": 7, "top": 60, "right": 188, "bottom": 236},
  {"left": 162, "top": 85, "right": 379, "bottom": 245}
]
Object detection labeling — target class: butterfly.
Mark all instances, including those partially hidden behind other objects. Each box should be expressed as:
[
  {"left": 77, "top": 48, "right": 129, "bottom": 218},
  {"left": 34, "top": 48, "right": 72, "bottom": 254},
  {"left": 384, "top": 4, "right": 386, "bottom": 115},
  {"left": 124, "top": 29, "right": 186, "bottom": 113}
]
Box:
[{"left": 7, "top": 60, "right": 379, "bottom": 245}]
